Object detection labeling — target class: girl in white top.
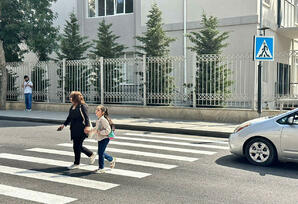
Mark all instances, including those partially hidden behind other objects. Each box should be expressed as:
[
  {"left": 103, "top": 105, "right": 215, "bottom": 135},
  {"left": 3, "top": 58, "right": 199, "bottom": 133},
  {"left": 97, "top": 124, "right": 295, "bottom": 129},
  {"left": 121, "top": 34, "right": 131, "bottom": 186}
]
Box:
[{"left": 90, "top": 105, "right": 116, "bottom": 173}]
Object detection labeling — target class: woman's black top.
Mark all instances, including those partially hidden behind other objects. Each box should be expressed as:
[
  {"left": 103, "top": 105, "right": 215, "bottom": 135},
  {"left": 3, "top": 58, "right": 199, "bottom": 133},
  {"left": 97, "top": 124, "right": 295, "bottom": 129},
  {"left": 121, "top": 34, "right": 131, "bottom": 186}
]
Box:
[{"left": 63, "top": 104, "right": 90, "bottom": 140}]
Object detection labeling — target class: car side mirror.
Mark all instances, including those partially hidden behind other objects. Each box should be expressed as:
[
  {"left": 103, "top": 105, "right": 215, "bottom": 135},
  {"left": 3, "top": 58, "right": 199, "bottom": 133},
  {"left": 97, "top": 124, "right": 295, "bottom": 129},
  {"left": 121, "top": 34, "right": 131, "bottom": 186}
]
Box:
[{"left": 287, "top": 117, "right": 294, "bottom": 125}]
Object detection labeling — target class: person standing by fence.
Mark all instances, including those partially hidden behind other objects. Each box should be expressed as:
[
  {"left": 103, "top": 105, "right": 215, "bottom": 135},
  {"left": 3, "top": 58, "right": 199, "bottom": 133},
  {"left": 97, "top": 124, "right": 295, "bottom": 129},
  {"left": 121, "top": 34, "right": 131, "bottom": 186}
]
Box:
[
  {"left": 22, "top": 75, "right": 33, "bottom": 111},
  {"left": 58, "top": 91, "right": 96, "bottom": 169}
]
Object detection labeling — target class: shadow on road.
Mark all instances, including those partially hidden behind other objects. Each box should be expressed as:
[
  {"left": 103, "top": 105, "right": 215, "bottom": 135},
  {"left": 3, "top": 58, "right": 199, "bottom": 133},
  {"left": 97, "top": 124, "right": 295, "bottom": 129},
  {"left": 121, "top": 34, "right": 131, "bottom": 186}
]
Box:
[
  {"left": 0, "top": 120, "right": 53, "bottom": 128},
  {"left": 216, "top": 155, "right": 298, "bottom": 179},
  {"left": 30, "top": 167, "right": 94, "bottom": 177}
]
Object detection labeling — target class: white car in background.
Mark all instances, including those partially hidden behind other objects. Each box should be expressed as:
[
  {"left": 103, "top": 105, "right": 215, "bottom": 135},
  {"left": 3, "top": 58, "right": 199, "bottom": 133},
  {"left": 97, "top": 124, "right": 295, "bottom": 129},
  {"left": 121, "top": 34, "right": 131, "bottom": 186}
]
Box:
[{"left": 229, "top": 108, "right": 298, "bottom": 166}]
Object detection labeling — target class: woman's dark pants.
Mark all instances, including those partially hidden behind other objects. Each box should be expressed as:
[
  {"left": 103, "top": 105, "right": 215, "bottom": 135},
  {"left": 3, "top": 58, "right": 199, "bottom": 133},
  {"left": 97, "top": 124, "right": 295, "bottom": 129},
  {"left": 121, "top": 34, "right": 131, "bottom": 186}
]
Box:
[{"left": 73, "top": 137, "right": 93, "bottom": 165}]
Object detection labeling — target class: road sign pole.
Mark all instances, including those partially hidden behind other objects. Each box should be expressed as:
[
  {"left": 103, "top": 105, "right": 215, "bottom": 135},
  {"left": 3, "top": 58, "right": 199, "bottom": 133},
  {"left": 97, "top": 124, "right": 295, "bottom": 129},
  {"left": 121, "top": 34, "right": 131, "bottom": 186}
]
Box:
[
  {"left": 257, "top": 0, "right": 263, "bottom": 116},
  {"left": 257, "top": 62, "right": 262, "bottom": 116}
]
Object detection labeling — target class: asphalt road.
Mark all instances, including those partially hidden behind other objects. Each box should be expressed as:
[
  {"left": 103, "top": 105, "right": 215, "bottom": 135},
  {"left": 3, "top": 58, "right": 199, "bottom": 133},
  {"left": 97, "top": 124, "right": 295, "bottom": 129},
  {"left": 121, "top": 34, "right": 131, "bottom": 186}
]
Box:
[{"left": 0, "top": 120, "right": 298, "bottom": 204}]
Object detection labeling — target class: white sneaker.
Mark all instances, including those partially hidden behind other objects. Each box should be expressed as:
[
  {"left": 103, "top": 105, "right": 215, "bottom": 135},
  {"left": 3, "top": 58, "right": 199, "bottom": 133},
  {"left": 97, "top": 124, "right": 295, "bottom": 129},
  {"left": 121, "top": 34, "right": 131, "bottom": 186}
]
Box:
[
  {"left": 67, "top": 164, "right": 80, "bottom": 170},
  {"left": 27, "top": 109, "right": 31, "bottom": 112},
  {"left": 110, "top": 158, "right": 116, "bottom": 169},
  {"left": 89, "top": 153, "right": 96, "bottom": 165},
  {"left": 95, "top": 168, "right": 106, "bottom": 174}
]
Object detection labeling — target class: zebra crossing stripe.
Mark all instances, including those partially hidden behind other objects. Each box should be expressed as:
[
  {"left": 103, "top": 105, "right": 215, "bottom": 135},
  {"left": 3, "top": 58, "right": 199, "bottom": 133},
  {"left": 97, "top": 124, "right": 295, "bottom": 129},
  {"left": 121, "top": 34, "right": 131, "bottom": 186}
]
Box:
[
  {"left": 0, "top": 165, "right": 118, "bottom": 190},
  {"left": 86, "top": 141, "right": 217, "bottom": 155},
  {"left": 0, "top": 153, "right": 150, "bottom": 178},
  {"left": 124, "top": 133, "right": 229, "bottom": 144},
  {"left": 0, "top": 184, "right": 77, "bottom": 204},
  {"left": 58, "top": 143, "right": 198, "bottom": 162},
  {"left": 86, "top": 137, "right": 228, "bottom": 150},
  {"left": 26, "top": 148, "right": 178, "bottom": 169}
]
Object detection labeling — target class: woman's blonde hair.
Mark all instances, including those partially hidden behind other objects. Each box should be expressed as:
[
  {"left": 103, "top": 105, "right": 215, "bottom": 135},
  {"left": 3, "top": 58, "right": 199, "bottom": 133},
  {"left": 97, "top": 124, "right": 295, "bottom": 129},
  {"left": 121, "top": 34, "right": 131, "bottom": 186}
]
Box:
[{"left": 69, "top": 91, "right": 85, "bottom": 105}]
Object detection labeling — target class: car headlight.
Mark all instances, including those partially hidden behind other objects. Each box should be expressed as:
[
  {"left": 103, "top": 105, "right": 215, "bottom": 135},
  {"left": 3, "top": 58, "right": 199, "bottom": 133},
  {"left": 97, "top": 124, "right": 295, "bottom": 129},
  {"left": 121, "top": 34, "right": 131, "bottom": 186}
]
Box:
[{"left": 234, "top": 123, "right": 251, "bottom": 133}]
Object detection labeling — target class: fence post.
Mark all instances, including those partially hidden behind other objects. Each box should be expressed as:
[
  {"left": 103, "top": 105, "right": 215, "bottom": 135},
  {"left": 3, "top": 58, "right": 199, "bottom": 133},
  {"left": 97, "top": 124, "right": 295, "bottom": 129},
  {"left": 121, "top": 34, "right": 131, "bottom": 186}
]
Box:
[
  {"left": 100, "top": 57, "right": 104, "bottom": 105},
  {"left": 62, "top": 58, "right": 66, "bottom": 103},
  {"left": 45, "top": 62, "right": 49, "bottom": 103},
  {"left": 192, "top": 55, "right": 196, "bottom": 108},
  {"left": 143, "top": 55, "right": 147, "bottom": 106}
]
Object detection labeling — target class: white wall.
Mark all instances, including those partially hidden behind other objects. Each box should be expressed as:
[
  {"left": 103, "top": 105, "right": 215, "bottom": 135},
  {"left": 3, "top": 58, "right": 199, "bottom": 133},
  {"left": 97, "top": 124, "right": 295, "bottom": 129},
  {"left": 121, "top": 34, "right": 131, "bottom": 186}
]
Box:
[
  {"left": 262, "top": 0, "right": 279, "bottom": 30},
  {"left": 164, "top": 23, "right": 258, "bottom": 56},
  {"left": 51, "top": 0, "right": 77, "bottom": 31},
  {"left": 141, "top": 0, "right": 257, "bottom": 26}
]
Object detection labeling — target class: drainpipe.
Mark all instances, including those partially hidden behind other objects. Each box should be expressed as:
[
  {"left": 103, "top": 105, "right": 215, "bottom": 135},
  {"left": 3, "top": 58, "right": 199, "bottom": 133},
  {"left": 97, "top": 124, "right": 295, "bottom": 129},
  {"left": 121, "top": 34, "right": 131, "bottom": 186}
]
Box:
[
  {"left": 291, "top": 39, "right": 295, "bottom": 96},
  {"left": 183, "top": 0, "right": 187, "bottom": 96},
  {"left": 259, "top": 0, "right": 263, "bottom": 30}
]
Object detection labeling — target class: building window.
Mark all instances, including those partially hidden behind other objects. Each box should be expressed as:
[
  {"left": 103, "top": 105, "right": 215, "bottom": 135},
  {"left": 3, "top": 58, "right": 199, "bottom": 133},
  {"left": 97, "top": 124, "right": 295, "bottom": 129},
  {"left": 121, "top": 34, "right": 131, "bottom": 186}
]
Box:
[
  {"left": 106, "top": 0, "right": 114, "bottom": 15},
  {"left": 264, "top": 0, "right": 271, "bottom": 7},
  {"left": 98, "top": 0, "right": 105, "bottom": 16},
  {"left": 295, "top": 0, "right": 298, "bottom": 24},
  {"left": 277, "top": 63, "right": 291, "bottom": 96},
  {"left": 87, "top": 0, "right": 133, "bottom": 17},
  {"left": 88, "top": 0, "right": 96, "bottom": 17},
  {"left": 125, "top": 0, "right": 133, "bottom": 13},
  {"left": 116, "top": 0, "right": 124, "bottom": 14}
]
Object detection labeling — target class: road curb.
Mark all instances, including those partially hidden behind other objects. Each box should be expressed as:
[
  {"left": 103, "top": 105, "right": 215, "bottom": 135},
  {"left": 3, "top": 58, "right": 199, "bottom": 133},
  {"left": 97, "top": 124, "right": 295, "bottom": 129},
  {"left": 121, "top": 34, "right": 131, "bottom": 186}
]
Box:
[{"left": 0, "top": 116, "right": 231, "bottom": 138}]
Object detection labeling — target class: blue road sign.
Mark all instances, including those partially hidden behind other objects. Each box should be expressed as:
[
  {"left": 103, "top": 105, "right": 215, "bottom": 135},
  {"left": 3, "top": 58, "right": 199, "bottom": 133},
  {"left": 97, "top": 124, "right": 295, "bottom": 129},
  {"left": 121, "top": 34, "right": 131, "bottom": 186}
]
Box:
[{"left": 254, "top": 36, "right": 274, "bottom": 61}]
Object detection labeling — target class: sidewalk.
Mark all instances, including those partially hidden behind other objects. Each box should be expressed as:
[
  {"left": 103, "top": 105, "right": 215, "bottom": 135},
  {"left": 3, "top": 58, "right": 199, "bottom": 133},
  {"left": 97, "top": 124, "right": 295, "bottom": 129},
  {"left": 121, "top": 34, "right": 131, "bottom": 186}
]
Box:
[{"left": 0, "top": 110, "right": 238, "bottom": 138}]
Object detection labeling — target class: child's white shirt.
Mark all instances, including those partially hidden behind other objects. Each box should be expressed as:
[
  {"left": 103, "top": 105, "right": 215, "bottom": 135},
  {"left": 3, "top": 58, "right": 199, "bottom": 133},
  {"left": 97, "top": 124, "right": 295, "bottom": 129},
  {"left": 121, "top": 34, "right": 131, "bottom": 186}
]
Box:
[{"left": 91, "top": 116, "right": 111, "bottom": 141}]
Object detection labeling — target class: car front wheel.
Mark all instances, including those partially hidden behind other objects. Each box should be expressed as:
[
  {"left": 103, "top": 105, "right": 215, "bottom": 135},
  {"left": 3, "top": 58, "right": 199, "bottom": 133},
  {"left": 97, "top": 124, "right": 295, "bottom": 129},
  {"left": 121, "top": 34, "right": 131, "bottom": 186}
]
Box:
[{"left": 245, "top": 138, "right": 276, "bottom": 166}]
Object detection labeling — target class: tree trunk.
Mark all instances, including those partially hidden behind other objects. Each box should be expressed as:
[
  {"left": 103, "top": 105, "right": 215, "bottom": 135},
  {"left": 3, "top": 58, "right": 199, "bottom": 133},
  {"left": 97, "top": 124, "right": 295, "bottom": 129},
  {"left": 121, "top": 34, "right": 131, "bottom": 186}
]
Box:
[{"left": 0, "top": 40, "right": 7, "bottom": 110}]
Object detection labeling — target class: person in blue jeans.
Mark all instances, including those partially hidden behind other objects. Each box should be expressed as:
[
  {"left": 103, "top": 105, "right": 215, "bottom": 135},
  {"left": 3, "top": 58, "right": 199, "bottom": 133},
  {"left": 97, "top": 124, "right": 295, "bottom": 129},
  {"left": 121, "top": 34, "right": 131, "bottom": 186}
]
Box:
[
  {"left": 89, "top": 105, "right": 116, "bottom": 174},
  {"left": 22, "top": 75, "right": 33, "bottom": 111}
]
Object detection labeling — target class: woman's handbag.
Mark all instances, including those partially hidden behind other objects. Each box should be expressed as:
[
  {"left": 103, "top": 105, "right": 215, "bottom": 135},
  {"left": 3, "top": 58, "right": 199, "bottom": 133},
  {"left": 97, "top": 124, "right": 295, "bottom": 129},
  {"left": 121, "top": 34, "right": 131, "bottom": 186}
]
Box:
[
  {"left": 79, "top": 105, "right": 93, "bottom": 128},
  {"left": 79, "top": 105, "right": 93, "bottom": 138}
]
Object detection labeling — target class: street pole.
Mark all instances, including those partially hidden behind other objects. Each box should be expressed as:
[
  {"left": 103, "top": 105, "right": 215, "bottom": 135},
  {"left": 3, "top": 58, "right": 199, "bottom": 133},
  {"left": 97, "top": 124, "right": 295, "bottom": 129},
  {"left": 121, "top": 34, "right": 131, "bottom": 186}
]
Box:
[
  {"left": 183, "top": 0, "right": 187, "bottom": 97},
  {"left": 257, "top": 62, "right": 262, "bottom": 116},
  {"left": 257, "top": 0, "right": 263, "bottom": 117}
]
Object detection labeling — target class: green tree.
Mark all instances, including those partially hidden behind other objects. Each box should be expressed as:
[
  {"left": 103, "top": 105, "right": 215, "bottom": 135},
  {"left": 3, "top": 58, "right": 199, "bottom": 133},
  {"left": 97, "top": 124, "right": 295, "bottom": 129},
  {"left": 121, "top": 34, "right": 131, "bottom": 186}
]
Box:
[
  {"left": 0, "top": 0, "right": 58, "bottom": 62},
  {"left": 0, "top": 40, "right": 7, "bottom": 108},
  {"left": 24, "top": 0, "right": 58, "bottom": 102},
  {"left": 91, "top": 20, "right": 126, "bottom": 103},
  {"left": 0, "top": 0, "right": 25, "bottom": 108},
  {"left": 57, "top": 13, "right": 91, "bottom": 101},
  {"left": 0, "top": 0, "right": 25, "bottom": 63},
  {"left": 92, "top": 20, "right": 126, "bottom": 58},
  {"left": 57, "top": 13, "right": 90, "bottom": 60},
  {"left": 24, "top": 0, "right": 58, "bottom": 61},
  {"left": 135, "top": 3, "right": 175, "bottom": 57},
  {"left": 135, "top": 3, "right": 175, "bottom": 105},
  {"left": 0, "top": 0, "right": 58, "bottom": 106},
  {"left": 188, "top": 14, "right": 232, "bottom": 107}
]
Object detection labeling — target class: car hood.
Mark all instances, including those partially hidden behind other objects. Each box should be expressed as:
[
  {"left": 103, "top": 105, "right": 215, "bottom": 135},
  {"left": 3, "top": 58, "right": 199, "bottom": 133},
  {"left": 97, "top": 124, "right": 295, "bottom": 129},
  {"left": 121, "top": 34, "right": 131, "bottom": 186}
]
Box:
[{"left": 241, "top": 116, "right": 270, "bottom": 126}]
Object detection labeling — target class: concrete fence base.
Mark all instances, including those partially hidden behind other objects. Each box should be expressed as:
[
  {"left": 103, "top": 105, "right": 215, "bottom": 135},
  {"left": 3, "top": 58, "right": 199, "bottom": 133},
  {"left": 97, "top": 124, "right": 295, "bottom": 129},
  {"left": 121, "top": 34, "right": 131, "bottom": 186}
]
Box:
[{"left": 6, "top": 101, "right": 286, "bottom": 124}]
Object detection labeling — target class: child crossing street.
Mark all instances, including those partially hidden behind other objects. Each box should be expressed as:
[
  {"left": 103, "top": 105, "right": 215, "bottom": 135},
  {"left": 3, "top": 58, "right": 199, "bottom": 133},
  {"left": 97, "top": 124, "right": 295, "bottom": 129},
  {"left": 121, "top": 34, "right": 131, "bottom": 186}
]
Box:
[{"left": 90, "top": 105, "right": 116, "bottom": 173}]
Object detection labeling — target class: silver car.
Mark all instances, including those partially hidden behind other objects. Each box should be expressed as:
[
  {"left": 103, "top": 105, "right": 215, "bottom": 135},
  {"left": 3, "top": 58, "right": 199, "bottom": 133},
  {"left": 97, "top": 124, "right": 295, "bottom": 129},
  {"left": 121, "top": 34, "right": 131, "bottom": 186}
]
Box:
[{"left": 229, "top": 108, "right": 298, "bottom": 166}]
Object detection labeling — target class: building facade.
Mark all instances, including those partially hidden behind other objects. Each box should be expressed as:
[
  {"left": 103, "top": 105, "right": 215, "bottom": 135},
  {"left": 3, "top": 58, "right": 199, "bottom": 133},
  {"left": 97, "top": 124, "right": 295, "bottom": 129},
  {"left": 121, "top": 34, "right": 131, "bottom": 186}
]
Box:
[
  {"left": 17, "top": 0, "right": 297, "bottom": 109},
  {"left": 76, "top": 0, "right": 297, "bottom": 54},
  {"left": 75, "top": 0, "right": 297, "bottom": 106}
]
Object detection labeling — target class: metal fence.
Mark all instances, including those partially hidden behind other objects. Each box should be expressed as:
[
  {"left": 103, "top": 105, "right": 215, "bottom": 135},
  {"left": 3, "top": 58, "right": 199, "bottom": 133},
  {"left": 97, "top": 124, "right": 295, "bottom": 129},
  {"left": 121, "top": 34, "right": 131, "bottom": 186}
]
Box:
[
  {"left": 5, "top": 53, "right": 298, "bottom": 110},
  {"left": 194, "top": 54, "right": 255, "bottom": 108}
]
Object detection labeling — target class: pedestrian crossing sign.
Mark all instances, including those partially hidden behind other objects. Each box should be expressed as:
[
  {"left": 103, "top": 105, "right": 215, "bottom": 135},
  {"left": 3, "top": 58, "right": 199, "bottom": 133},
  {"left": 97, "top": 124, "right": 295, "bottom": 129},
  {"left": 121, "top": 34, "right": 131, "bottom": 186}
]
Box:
[{"left": 254, "top": 36, "right": 274, "bottom": 61}]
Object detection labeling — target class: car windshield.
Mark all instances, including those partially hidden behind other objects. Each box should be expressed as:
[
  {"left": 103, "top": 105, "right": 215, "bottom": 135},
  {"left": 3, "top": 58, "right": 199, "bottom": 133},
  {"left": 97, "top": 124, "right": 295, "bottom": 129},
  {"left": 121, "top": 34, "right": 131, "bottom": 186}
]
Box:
[
  {"left": 277, "top": 116, "right": 288, "bottom": 124},
  {"left": 277, "top": 111, "right": 298, "bottom": 125}
]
